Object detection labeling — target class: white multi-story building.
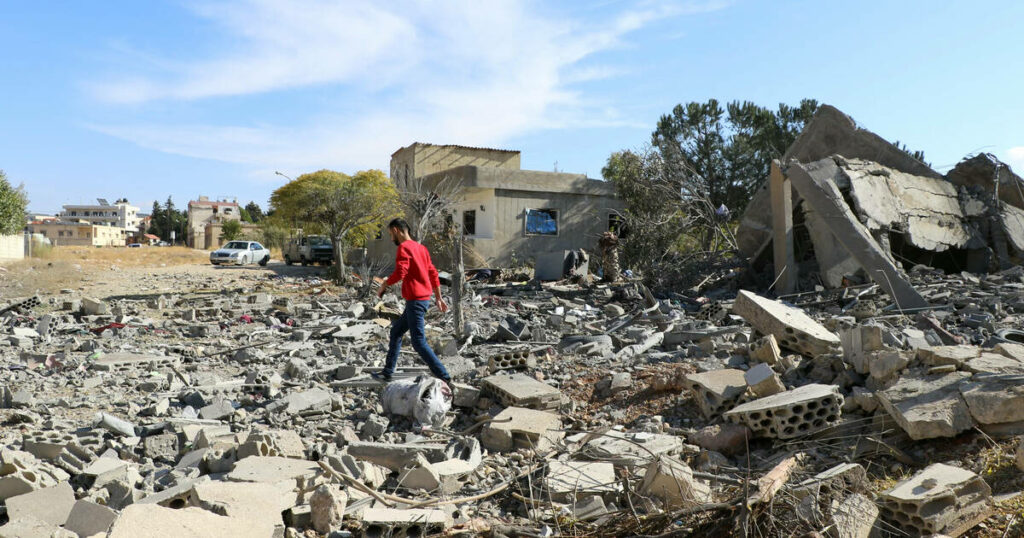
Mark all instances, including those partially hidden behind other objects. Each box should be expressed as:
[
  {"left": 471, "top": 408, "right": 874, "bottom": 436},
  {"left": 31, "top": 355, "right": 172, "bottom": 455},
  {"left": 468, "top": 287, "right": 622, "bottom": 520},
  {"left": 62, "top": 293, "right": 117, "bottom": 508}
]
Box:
[{"left": 59, "top": 198, "right": 141, "bottom": 233}]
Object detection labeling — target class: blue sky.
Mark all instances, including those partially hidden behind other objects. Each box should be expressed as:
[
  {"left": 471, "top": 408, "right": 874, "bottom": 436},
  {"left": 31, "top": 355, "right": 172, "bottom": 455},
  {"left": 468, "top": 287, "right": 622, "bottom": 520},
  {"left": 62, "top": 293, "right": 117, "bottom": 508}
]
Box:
[{"left": 2, "top": 0, "right": 1023, "bottom": 214}]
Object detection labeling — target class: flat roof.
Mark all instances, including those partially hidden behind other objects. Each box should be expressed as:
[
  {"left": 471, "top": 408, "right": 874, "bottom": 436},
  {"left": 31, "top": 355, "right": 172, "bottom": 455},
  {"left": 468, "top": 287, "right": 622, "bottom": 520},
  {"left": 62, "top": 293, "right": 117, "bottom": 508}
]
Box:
[
  {"left": 420, "top": 165, "right": 618, "bottom": 196},
  {"left": 391, "top": 142, "right": 520, "bottom": 157},
  {"left": 189, "top": 200, "right": 239, "bottom": 207}
]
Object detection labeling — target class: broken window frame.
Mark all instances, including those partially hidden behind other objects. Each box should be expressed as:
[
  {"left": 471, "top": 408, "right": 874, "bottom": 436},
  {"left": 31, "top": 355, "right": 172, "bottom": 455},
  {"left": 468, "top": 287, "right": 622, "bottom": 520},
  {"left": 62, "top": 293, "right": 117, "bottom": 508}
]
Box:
[
  {"left": 524, "top": 208, "right": 559, "bottom": 236},
  {"left": 463, "top": 209, "right": 477, "bottom": 236}
]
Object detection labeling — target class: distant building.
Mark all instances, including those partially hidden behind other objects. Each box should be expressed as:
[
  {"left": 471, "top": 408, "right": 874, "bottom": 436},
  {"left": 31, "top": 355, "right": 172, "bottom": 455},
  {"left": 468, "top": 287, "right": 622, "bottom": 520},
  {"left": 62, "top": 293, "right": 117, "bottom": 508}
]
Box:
[
  {"left": 25, "top": 213, "right": 56, "bottom": 224},
  {"left": 59, "top": 199, "right": 140, "bottom": 237},
  {"left": 27, "top": 220, "right": 126, "bottom": 247},
  {"left": 368, "top": 143, "right": 624, "bottom": 268},
  {"left": 186, "top": 196, "right": 241, "bottom": 249}
]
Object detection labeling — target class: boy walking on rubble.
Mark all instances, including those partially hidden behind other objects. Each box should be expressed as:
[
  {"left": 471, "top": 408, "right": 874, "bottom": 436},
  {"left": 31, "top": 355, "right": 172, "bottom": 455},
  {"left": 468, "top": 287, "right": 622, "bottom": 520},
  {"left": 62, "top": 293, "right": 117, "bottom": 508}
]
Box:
[{"left": 371, "top": 218, "right": 452, "bottom": 385}]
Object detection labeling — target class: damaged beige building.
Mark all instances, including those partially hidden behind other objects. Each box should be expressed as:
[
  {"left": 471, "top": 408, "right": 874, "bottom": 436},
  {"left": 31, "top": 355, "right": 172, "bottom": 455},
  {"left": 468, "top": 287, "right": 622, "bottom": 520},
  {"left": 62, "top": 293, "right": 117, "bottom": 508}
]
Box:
[
  {"left": 369, "top": 143, "right": 624, "bottom": 268},
  {"left": 738, "top": 105, "right": 1024, "bottom": 305}
]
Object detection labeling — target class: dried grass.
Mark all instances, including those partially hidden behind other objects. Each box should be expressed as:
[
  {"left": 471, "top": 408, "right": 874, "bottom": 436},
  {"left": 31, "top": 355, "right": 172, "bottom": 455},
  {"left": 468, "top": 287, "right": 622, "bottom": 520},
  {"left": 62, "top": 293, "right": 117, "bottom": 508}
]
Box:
[{"left": 0, "top": 246, "right": 209, "bottom": 297}]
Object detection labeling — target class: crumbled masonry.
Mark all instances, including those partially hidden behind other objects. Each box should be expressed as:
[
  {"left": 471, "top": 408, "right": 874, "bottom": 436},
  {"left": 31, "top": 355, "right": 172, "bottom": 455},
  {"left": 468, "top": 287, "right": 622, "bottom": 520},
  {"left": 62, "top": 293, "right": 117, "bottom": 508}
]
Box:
[{"left": 6, "top": 105, "right": 1024, "bottom": 537}]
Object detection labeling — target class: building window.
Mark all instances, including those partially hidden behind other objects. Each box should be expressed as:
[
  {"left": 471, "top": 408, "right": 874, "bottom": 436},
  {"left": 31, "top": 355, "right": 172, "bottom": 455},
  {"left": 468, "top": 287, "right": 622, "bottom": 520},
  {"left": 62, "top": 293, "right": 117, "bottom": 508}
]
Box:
[
  {"left": 525, "top": 209, "right": 558, "bottom": 236},
  {"left": 462, "top": 210, "right": 476, "bottom": 235},
  {"left": 58, "top": 231, "right": 64, "bottom": 237}
]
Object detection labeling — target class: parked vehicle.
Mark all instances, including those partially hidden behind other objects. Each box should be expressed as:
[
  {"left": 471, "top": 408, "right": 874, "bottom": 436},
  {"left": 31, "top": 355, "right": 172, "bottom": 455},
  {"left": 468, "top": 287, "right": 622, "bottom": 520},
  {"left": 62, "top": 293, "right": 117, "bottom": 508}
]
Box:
[
  {"left": 210, "top": 241, "right": 271, "bottom": 266},
  {"left": 283, "top": 235, "right": 333, "bottom": 266},
  {"left": 127, "top": 243, "right": 142, "bottom": 248}
]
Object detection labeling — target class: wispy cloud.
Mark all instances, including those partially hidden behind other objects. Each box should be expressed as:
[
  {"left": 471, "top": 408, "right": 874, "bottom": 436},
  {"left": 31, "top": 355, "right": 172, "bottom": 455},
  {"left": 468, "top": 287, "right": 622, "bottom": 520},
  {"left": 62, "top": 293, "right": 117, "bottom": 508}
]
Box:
[{"left": 87, "top": 0, "right": 726, "bottom": 170}]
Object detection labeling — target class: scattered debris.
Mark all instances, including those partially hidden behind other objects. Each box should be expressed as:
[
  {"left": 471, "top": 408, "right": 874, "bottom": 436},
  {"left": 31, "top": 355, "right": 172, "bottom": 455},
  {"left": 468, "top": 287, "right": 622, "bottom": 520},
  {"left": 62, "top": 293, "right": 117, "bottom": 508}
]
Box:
[{"left": 6, "top": 103, "right": 1024, "bottom": 537}]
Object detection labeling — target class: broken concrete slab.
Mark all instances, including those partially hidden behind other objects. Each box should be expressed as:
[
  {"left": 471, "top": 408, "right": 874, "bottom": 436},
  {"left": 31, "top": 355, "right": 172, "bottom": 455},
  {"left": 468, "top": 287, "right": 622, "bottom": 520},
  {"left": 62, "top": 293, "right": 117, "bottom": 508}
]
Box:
[
  {"left": 876, "top": 371, "right": 975, "bottom": 440},
  {"left": 4, "top": 481, "right": 75, "bottom": 527},
  {"left": 918, "top": 345, "right": 980, "bottom": 368},
  {"left": 64, "top": 500, "right": 119, "bottom": 537},
  {"left": 577, "top": 429, "right": 685, "bottom": 467},
  {"left": 0, "top": 517, "right": 75, "bottom": 538},
  {"left": 724, "top": 384, "right": 843, "bottom": 439},
  {"left": 345, "top": 441, "right": 449, "bottom": 472},
  {"left": 868, "top": 349, "right": 912, "bottom": 382},
  {"left": 959, "top": 373, "right": 1024, "bottom": 425},
  {"left": 791, "top": 463, "right": 869, "bottom": 501},
  {"left": 748, "top": 334, "right": 782, "bottom": 365},
  {"left": 839, "top": 324, "right": 885, "bottom": 374},
  {"left": 80, "top": 456, "right": 131, "bottom": 489},
  {"left": 829, "top": 493, "right": 878, "bottom": 538},
  {"left": 108, "top": 503, "right": 277, "bottom": 538},
  {"left": 640, "top": 456, "right": 711, "bottom": 508},
  {"left": 546, "top": 461, "right": 618, "bottom": 501},
  {"left": 189, "top": 480, "right": 293, "bottom": 533},
  {"left": 237, "top": 429, "right": 305, "bottom": 460},
  {"left": 91, "top": 352, "right": 181, "bottom": 372},
  {"left": 481, "top": 406, "right": 563, "bottom": 453},
  {"left": 686, "top": 424, "right": 750, "bottom": 456},
  {"left": 877, "top": 463, "right": 991, "bottom": 537},
  {"left": 684, "top": 369, "right": 747, "bottom": 419},
  {"left": 964, "top": 352, "right": 1024, "bottom": 374},
  {"left": 733, "top": 290, "right": 841, "bottom": 357},
  {"left": 81, "top": 297, "right": 108, "bottom": 315},
  {"left": 482, "top": 373, "right": 561, "bottom": 411},
  {"left": 844, "top": 158, "right": 972, "bottom": 252},
  {"left": 226, "top": 456, "right": 319, "bottom": 484},
  {"left": 360, "top": 507, "right": 451, "bottom": 537},
  {"left": 309, "top": 484, "right": 346, "bottom": 534},
  {"left": 744, "top": 362, "right": 785, "bottom": 397},
  {"left": 279, "top": 387, "right": 333, "bottom": 414},
  {"left": 783, "top": 159, "right": 929, "bottom": 309},
  {"left": 947, "top": 152, "right": 1024, "bottom": 212}
]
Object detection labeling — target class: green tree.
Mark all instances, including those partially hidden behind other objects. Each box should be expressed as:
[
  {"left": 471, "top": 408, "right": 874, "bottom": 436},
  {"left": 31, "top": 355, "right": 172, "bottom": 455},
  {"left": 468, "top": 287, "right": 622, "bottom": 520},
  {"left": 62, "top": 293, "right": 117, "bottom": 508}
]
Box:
[
  {"left": 258, "top": 214, "right": 290, "bottom": 249},
  {"left": 603, "top": 149, "right": 688, "bottom": 272},
  {"left": 239, "top": 207, "right": 252, "bottom": 223},
  {"left": 147, "top": 201, "right": 165, "bottom": 238},
  {"left": 270, "top": 169, "right": 399, "bottom": 282},
  {"left": 0, "top": 170, "right": 29, "bottom": 235},
  {"left": 244, "top": 201, "right": 264, "bottom": 223},
  {"left": 652, "top": 98, "right": 819, "bottom": 215},
  {"left": 220, "top": 219, "right": 242, "bottom": 241}
]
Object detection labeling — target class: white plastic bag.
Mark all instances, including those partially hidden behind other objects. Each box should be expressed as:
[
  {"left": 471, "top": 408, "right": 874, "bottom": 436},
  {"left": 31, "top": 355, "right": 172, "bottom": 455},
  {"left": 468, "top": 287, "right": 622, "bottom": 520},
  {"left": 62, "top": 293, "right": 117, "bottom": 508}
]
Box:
[{"left": 381, "top": 376, "right": 452, "bottom": 427}]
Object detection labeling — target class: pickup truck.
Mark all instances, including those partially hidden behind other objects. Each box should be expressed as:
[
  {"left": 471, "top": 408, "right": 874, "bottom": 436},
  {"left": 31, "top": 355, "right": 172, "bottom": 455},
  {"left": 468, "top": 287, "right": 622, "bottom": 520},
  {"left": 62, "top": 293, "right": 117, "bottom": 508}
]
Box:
[{"left": 283, "top": 236, "right": 333, "bottom": 266}]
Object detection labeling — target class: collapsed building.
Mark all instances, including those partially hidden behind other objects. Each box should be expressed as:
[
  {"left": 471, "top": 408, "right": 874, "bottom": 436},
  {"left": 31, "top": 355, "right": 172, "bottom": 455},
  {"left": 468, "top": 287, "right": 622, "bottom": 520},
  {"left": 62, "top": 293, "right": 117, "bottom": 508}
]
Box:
[{"left": 739, "top": 105, "right": 1024, "bottom": 300}]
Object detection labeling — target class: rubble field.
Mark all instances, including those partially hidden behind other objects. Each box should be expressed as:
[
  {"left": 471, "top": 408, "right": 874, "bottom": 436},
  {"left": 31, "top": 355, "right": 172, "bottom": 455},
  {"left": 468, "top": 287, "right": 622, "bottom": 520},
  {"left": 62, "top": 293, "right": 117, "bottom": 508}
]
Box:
[{"left": 2, "top": 255, "right": 1024, "bottom": 538}]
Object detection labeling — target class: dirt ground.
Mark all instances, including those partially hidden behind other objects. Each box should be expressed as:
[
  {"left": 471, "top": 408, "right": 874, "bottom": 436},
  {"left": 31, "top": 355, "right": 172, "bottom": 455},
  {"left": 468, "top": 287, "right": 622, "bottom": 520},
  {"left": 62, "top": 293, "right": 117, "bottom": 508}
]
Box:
[{"left": 0, "top": 246, "right": 333, "bottom": 301}]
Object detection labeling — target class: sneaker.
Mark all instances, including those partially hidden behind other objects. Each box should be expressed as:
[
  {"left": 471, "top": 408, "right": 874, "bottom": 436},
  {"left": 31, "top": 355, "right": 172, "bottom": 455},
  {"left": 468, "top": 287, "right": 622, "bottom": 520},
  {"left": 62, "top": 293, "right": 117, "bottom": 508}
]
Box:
[{"left": 370, "top": 371, "right": 392, "bottom": 383}]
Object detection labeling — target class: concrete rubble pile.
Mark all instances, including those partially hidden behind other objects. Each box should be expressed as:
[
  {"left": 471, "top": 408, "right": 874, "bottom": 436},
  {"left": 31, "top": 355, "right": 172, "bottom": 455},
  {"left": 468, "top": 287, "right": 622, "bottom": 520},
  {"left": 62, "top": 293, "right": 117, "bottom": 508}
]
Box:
[
  {"left": 3, "top": 265, "right": 1024, "bottom": 538},
  {"left": 3, "top": 109, "right": 1024, "bottom": 537}
]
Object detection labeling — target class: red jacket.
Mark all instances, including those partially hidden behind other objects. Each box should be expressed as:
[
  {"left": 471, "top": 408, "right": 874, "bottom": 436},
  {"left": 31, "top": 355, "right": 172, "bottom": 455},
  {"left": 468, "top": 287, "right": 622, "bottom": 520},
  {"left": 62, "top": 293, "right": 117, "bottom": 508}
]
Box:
[{"left": 385, "top": 240, "right": 440, "bottom": 301}]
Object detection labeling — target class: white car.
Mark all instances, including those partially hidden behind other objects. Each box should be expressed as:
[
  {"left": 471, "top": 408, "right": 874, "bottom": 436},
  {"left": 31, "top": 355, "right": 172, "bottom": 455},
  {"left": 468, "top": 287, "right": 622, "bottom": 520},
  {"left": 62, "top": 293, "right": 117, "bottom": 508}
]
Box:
[{"left": 210, "top": 241, "right": 271, "bottom": 266}]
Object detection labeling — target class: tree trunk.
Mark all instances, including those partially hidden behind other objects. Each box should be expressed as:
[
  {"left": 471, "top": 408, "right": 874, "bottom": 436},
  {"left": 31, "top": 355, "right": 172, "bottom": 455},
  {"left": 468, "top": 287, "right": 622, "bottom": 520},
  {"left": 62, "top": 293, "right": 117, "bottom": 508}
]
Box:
[
  {"left": 333, "top": 237, "right": 348, "bottom": 284},
  {"left": 452, "top": 234, "right": 466, "bottom": 340}
]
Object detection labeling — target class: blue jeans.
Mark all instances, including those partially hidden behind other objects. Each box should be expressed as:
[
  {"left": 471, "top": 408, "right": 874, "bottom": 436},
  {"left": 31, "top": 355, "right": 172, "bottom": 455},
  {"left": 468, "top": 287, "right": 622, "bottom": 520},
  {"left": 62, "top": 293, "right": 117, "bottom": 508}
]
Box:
[{"left": 383, "top": 300, "right": 450, "bottom": 381}]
